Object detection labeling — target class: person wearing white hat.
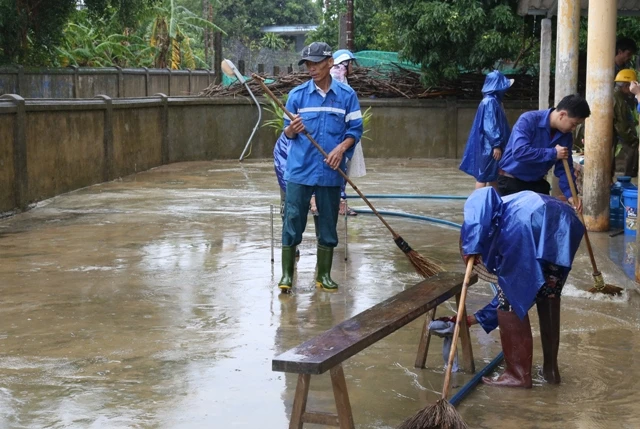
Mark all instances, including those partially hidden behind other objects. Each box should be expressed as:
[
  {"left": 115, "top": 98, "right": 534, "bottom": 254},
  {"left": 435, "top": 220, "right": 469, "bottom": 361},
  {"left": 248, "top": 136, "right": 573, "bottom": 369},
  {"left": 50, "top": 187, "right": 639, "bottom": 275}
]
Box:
[{"left": 329, "top": 49, "right": 365, "bottom": 216}]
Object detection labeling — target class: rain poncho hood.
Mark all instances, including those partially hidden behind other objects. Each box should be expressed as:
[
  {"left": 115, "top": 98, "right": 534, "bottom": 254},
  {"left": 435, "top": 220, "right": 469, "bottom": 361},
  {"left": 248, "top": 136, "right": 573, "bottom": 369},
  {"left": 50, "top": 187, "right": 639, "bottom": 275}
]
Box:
[
  {"left": 459, "top": 70, "right": 512, "bottom": 183},
  {"left": 461, "top": 188, "right": 584, "bottom": 320},
  {"left": 273, "top": 132, "right": 291, "bottom": 193}
]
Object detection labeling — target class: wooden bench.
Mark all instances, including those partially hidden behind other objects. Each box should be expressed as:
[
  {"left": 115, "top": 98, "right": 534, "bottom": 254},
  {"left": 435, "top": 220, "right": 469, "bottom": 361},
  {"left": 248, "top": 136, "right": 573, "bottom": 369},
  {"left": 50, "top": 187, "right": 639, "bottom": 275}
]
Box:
[{"left": 272, "top": 271, "right": 478, "bottom": 429}]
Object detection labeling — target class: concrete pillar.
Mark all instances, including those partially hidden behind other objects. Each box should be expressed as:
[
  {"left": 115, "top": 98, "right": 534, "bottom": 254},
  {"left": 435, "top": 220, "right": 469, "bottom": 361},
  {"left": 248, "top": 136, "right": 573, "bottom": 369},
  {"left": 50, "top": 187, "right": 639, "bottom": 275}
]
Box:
[
  {"left": 552, "top": 0, "right": 581, "bottom": 197},
  {"left": 554, "top": 0, "right": 580, "bottom": 102},
  {"left": 583, "top": 0, "right": 617, "bottom": 231},
  {"left": 539, "top": 18, "right": 552, "bottom": 109}
]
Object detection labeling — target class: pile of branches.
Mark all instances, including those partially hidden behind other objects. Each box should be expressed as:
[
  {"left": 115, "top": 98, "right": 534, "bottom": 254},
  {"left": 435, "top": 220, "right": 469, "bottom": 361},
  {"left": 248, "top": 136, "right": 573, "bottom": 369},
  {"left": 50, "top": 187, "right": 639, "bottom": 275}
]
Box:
[{"left": 199, "top": 64, "right": 540, "bottom": 101}]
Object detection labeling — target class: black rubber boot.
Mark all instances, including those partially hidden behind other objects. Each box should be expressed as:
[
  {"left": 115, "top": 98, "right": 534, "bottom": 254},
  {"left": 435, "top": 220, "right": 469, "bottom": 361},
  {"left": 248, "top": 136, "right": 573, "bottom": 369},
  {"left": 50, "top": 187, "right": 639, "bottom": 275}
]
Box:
[
  {"left": 278, "top": 246, "right": 296, "bottom": 293},
  {"left": 483, "top": 310, "right": 533, "bottom": 388},
  {"left": 536, "top": 296, "right": 562, "bottom": 384},
  {"left": 315, "top": 245, "right": 339, "bottom": 291}
]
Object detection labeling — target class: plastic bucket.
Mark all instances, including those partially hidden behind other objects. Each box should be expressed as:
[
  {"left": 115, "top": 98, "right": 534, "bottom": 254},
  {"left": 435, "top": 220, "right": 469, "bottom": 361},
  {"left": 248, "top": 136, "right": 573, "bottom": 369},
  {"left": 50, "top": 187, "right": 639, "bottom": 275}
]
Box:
[{"left": 623, "top": 188, "right": 638, "bottom": 236}]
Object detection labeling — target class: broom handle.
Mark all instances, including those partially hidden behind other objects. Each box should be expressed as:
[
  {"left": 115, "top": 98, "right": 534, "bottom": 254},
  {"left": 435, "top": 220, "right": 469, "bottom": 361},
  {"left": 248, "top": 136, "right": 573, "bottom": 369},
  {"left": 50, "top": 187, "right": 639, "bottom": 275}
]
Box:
[
  {"left": 253, "top": 75, "right": 400, "bottom": 239},
  {"left": 561, "top": 159, "right": 600, "bottom": 273},
  {"left": 441, "top": 256, "right": 475, "bottom": 399}
]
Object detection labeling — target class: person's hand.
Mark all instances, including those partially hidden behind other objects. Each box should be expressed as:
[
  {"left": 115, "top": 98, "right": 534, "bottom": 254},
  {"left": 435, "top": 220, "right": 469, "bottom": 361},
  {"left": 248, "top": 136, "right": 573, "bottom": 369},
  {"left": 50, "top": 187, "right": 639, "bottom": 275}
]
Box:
[
  {"left": 555, "top": 145, "right": 569, "bottom": 159},
  {"left": 493, "top": 147, "right": 502, "bottom": 161},
  {"left": 285, "top": 115, "right": 304, "bottom": 137},
  {"left": 569, "top": 196, "right": 583, "bottom": 214},
  {"left": 630, "top": 81, "right": 640, "bottom": 95},
  {"left": 325, "top": 145, "right": 345, "bottom": 170}
]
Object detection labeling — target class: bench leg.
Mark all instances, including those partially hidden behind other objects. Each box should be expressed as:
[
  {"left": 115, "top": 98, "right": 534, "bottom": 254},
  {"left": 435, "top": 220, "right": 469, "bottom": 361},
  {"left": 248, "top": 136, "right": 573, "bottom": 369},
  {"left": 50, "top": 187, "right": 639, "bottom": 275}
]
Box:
[
  {"left": 414, "top": 307, "right": 436, "bottom": 368},
  {"left": 330, "top": 365, "right": 355, "bottom": 429},
  {"left": 455, "top": 292, "right": 476, "bottom": 373},
  {"left": 290, "top": 374, "right": 311, "bottom": 429}
]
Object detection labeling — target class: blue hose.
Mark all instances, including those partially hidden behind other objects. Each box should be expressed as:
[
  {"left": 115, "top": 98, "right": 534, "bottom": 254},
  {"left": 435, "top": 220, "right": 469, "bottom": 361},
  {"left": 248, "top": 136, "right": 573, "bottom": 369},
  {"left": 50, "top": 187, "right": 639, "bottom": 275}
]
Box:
[
  {"left": 449, "top": 352, "right": 504, "bottom": 406},
  {"left": 352, "top": 208, "right": 462, "bottom": 229},
  {"left": 353, "top": 200, "right": 504, "bottom": 407}
]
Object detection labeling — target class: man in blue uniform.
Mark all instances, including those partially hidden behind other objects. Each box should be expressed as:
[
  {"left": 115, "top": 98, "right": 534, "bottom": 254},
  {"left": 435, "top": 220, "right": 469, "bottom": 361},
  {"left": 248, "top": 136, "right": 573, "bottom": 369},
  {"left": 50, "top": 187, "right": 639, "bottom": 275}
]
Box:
[
  {"left": 498, "top": 93, "right": 591, "bottom": 212},
  {"left": 278, "top": 42, "right": 363, "bottom": 293},
  {"left": 461, "top": 188, "right": 584, "bottom": 387}
]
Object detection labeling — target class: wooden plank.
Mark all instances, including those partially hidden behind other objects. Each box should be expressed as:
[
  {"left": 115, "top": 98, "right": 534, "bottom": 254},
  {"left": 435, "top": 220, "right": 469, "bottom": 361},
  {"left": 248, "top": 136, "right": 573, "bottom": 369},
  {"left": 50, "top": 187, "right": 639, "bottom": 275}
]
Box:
[
  {"left": 414, "top": 307, "right": 436, "bottom": 368},
  {"left": 289, "top": 374, "right": 310, "bottom": 429},
  {"left": 273, "top": 272, "right": 476, "bottom": 375},
  {"left": 330, "top": 365, "right": 355, "bottom": 429},
  {"left": 301, "top": 411, "right": 340, "bottom": 426}
]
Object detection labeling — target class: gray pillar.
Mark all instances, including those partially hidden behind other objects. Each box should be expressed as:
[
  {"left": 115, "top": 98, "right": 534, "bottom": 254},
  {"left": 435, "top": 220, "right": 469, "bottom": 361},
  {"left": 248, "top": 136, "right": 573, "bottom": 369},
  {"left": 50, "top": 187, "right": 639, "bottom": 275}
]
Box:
[
  {"left": 584, "top": 0, "right": 617, "bottom": 232},
  {"left": 539, "top": 18, "right": 552, "bottom": 109},
  {"left": 554, "top": 0, "right": 581, "bottom": 102}
]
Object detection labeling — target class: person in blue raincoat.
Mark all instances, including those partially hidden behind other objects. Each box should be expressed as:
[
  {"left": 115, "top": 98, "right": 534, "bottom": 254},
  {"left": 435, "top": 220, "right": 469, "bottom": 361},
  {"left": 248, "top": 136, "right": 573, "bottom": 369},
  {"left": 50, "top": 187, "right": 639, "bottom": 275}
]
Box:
[
  {"left": 459, "top": 71, "right": 513, "bottom": 190},
  {"left": 461, "top": 187, "right": 584, "bottom": 388}
]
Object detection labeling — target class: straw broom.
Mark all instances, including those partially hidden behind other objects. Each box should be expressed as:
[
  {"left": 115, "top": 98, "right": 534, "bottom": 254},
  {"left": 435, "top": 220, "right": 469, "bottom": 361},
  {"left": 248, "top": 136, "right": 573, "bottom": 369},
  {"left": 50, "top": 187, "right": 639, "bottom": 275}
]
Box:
[
  {"left": 254, "top": 75, "right": 442, "bottom": 278},
  {"left": 562, "top": 159, "right": 623, "bottom": 296},
  {"left": 397, "top": 257, "right": 475, "bottom": 429}
]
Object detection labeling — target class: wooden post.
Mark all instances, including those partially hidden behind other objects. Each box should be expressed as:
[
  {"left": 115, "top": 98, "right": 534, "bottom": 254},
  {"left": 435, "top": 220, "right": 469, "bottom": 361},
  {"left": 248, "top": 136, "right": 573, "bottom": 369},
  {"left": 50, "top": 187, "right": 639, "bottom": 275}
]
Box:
[
  {"left": 1, "top": 94, "right": 28, "bottom": 210},
  {"left": 338, "top": 12, "right": 348, "bottom": 49},
  {"left": 95, "top": 95, "right": 113, "bottom": 182},
  {"left": 214, "top": 32, "right": 222, "bottom": 84},
  {"left": 288, "top": 64, "right": 293, "bottom": 74},
  {"left": 552, "top": 0, "right": 581, "bottom": 198},
  {"left": 583, "top": 0, "right": 616, "bottom": 231},
  {"left": 238, "top": 60, "right": 245, "bottom": 76},
  {"left": 346, "top": 0, "right": 354, "bottom": 51},
  {"left": 415, "top": 308, "right": 436, "bottom": 368},
  {"left": 273, "top": 66, "right": 280, "bottom": 76},
  {"left": 539, "top": 18, "right": 552, "bottom": 110},
  {"left": 258, "top": 64, "right": 265, "bottom": 74}
]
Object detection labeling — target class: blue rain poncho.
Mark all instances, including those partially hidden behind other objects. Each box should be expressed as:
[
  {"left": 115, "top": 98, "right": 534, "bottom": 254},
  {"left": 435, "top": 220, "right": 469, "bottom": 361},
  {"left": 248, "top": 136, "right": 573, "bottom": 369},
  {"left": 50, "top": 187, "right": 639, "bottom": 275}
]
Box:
[
  {"left": 461, "top": 188, "right": 584, "bottom": 320},
  {"left": 273, "top": 132, "right": 291, "bottom": 193},
  {"left": 459, "top": 71, "right": 512, "bottom": 182}
]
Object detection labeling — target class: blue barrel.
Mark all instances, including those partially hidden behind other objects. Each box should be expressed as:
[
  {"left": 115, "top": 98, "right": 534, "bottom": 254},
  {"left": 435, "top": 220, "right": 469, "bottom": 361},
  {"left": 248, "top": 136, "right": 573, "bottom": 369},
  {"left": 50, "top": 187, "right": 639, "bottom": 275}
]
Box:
[
  {"left": 610, "top": 181, "right": 624, "bottom": 229},
  {"left": 623, "top": 187, "right": 638, "bottom": 236}
]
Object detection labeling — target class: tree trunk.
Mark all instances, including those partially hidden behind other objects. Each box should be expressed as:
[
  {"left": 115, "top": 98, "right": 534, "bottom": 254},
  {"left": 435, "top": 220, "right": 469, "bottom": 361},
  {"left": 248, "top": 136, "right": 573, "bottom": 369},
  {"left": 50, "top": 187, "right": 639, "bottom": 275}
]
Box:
[{"left": 346, "top": 0, "right": 354, "bottom": 50}]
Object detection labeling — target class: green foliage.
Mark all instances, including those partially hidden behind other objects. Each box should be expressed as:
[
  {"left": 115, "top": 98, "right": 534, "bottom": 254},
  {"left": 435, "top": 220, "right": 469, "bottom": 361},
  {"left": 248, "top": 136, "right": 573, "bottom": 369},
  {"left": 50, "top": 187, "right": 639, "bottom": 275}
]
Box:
[
  {"left": 262, "top": 94, "right": 289, "bottom": 136},
  {"left": 391, "top": 0, "right": 528, "bottom": 85},
  {"left": 57, "top": 11, "right": 155, "bottom": 67},
  {"left": 150, "top": 0, "right": 225, "bottom": 69},
  {"left": 0, "top": 0, "right": 77, "bottom": 65},
  {"left": 307, "top": 0, "right": 400, "bottom": 52},
  {"left": 214, "top": 0, "right": 320, "bottom": 41},
  {"left": 261, "top": 33, "right": 288, "bottom": 51},
  {"left": 361, "top": 106, "right": 373, "bottom": 141},
  {"left": 83, "top": 0, "right": 161, "bottom": 31}
]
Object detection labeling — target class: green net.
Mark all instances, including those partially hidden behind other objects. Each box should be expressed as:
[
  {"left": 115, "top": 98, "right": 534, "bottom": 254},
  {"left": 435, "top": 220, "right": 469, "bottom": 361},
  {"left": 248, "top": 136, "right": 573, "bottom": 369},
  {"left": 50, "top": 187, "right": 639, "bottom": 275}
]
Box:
[{"left": 354, "top": 50, "right": 422, "bottom": 73}]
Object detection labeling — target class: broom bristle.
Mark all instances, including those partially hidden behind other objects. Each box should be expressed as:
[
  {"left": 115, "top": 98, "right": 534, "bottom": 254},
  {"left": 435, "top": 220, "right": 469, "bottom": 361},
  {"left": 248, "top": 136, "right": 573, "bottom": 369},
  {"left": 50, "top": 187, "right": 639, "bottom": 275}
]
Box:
[
  {"left": 407, "top": 249, "right": 443, "bottom": 278},
  {"left": 588, "top": 283, "right": 624, "bottom": 296},
  {"left": 397, "top": 399, "right": 468, "bottom": 429}
]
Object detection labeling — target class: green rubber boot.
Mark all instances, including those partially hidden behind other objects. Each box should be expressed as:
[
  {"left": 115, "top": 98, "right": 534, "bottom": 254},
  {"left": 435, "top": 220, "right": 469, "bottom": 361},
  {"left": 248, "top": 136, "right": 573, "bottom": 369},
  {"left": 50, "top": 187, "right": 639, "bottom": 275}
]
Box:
[
  {"left": 316, "top": 245, "right": 339, "bottom": 291},
  {"left": 278, "top": 246, "right": 296, "bottom": 293}
]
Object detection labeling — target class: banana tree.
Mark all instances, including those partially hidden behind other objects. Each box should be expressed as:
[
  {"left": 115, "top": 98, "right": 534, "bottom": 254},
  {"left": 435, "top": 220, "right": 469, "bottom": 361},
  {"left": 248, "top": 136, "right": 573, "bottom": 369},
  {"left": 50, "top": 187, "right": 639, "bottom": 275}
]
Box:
[{"left": 149, "top": 0, "right": 225, "bottom": 69}]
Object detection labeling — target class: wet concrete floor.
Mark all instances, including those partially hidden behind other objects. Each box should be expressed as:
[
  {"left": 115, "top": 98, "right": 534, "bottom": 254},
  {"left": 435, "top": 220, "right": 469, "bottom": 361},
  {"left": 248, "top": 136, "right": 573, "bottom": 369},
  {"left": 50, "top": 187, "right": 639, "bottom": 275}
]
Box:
[{"left": 0, "top": 159, "right": 639, "bottom": 428}]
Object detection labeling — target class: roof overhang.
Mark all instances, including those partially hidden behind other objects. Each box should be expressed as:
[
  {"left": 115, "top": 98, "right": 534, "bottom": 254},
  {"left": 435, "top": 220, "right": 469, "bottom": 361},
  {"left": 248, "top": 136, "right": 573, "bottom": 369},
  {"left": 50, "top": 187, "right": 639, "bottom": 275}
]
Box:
[
  {"left": 261, "top": 25, "right": 318, "bottom": 36},
  {"left": 517, "top": 0, "right": 640, "bottom": 17}
]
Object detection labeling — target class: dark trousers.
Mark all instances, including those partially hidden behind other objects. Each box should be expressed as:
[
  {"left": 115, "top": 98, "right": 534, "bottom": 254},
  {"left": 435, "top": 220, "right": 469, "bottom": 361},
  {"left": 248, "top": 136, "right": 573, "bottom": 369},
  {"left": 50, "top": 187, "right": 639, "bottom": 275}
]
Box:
[
  {"left": 282, "top": 182, "right": 341, "bottom": 247},
  {"left": 497, "top": 175, "right": 551, "bottom": 197}
]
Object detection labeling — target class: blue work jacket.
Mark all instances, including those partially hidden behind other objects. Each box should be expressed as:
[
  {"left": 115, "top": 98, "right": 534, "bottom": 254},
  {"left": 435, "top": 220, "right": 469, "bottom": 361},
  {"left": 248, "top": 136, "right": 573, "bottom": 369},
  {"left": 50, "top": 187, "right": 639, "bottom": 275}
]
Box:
[
  {"left": 284, "top": 78, "right": 363, "bottom": 187},
  {"left": 459, "top": 71, "right": 512, "bottom": 182},
  {"left": 461, "top": 188, "right": 584, "bottom": 320},
  {"left": 273, "top": 132, "right": 290, "bottom": 193},
  {"left": 499, "top": 109, "right": 576, "bottom": 199}
]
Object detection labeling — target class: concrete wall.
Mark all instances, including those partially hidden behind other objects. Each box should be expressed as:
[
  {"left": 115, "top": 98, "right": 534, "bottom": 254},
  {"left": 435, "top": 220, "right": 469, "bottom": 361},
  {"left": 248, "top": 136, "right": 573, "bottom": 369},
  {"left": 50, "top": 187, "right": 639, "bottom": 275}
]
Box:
[
  {"left": 0, "top": 67, "right": 216, "bottom": 99},
  {"left": 0, "top": 95, "right": 537, "bottom": 215}
]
